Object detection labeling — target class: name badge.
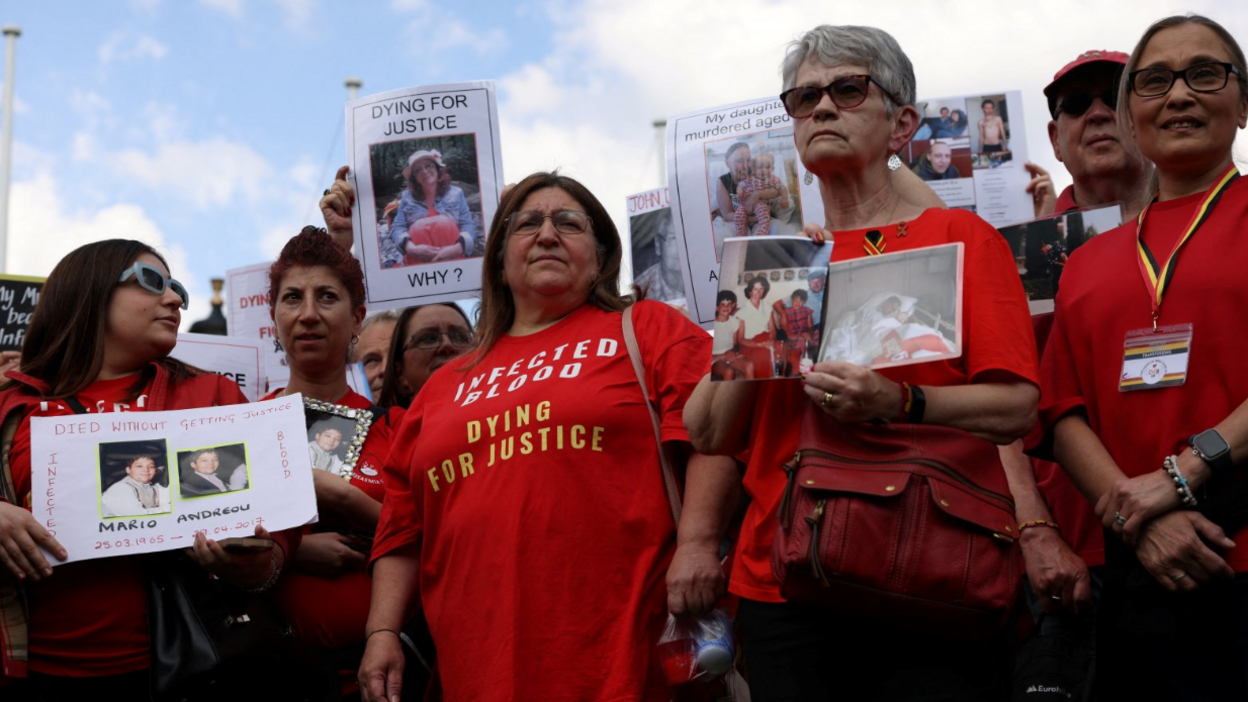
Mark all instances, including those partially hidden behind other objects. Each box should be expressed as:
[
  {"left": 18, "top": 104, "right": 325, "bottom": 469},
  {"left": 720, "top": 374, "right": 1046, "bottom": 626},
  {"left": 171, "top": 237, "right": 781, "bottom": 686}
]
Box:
[{"left": 1119, "top": 323, "right": 1193, "bottom": 392}]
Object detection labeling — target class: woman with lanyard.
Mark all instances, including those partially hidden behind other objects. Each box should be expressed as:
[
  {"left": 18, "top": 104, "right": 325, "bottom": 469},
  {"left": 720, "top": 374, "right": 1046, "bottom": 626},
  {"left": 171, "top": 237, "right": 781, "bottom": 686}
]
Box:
[{"left": 1040, "top": 15, "right": 1248, "bottom": 699}]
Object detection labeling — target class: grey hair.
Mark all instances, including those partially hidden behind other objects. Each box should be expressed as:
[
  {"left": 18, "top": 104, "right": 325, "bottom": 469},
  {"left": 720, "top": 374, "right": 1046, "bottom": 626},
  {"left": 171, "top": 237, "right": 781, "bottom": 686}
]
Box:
[
  {"left": 780, "top": 25, "right": 916, "bottom": 114},
  {"left": 349, "top": 309, "right": 401, "bottom": 362},
  {"left": 360, "top": 309, "right": 401, "bottom": 333},
  {"left": 1117, "top": 14, "right": 1247, "bottom": 197}
]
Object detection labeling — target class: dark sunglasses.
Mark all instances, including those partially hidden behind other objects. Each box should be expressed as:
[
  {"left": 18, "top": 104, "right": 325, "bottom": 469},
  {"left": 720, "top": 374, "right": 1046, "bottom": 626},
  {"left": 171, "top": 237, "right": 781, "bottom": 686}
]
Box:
[
  {"left": 779, "top": 75, "right": 901, "bottom": 119},
  {"left": 1054, "top": 89, "right": 1118, "bottom": 119},
  {"left": 1129, "top": 61, "right": 1240, "bottom": 98},
  {"left": 118, "top": 262, "right": 189, "bottom": 310}
]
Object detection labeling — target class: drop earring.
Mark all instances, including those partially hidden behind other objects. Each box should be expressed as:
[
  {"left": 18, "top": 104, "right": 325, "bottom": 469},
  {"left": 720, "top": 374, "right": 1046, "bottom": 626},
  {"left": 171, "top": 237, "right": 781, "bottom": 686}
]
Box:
[{"left": 887, "top": 153, "right": 902, "bottom": 171}]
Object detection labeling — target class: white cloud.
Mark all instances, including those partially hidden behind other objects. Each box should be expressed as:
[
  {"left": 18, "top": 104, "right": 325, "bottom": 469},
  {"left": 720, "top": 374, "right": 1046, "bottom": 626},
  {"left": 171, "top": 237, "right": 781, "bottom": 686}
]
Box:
[
  {"left": 110, "top": 139, "right": 275, "bottom": 209},
  {"left": 491, "top": 0, "right": 1243, "bottom": 254},
  {"left": 391, "top": 0, "right": 507, "bottom": 59},
  {"left": 7, "top": 170, "right": 209, "bottom": 329},
  {"left": 98, "top": 31, "right": 169, "bottom": 64},
  {"left": 274, "top": 0, "right": 316, "bottom": 30},
  {"left": 199, "top": 0, "right": 245, "bottom": 18}
]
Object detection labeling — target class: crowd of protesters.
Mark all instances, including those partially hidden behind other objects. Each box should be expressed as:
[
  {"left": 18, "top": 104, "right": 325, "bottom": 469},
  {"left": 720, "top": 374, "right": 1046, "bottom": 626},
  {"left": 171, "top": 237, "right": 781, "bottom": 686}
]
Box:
[{"left": 0, "top": 12, "right": 1246, "bottom": 702}]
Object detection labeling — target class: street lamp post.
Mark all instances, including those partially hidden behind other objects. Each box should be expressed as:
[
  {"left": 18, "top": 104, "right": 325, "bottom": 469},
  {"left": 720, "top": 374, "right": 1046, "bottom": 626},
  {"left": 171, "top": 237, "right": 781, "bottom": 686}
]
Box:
[{"left": 0, "top": 25, "right": 21, "bottom": 274}]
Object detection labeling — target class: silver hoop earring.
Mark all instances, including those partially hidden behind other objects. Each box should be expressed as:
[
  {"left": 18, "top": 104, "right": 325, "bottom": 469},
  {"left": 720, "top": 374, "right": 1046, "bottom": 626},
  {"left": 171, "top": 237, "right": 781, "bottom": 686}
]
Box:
[
  {"left": 803, "top": 171, "right": 814, "bottom": 185},
  {"left": 350, "top": 335, "right": 359, "bottom": 345},
  {"left": 887, "top": 153, "right": 903, "bottom": 172}
]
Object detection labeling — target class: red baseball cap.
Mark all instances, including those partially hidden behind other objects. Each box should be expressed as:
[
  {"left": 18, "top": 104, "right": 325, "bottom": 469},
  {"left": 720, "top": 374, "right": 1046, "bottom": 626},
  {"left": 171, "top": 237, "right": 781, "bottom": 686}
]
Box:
[{"left": 1044, "top": 50, "right": 1130, "bottom": 117}]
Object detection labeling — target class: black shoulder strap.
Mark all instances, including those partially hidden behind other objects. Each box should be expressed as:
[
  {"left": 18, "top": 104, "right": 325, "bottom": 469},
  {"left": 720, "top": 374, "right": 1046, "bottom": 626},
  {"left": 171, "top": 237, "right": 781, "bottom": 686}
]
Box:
[
  {"left": 63, "top": 396, "right": 89, "bottom": 415},
  {"left": 367, "top": 404, "right": 387, "bottom": 428}
]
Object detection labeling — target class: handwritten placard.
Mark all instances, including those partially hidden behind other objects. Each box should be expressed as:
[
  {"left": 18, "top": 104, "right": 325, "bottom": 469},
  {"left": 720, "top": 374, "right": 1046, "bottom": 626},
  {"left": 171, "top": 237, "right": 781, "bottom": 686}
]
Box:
[
  {"left": 0, "top": 274, "right": 44, "bottom": 352},
  {"left": 30, "top": 395, "right": 317, "bottom": 565}
]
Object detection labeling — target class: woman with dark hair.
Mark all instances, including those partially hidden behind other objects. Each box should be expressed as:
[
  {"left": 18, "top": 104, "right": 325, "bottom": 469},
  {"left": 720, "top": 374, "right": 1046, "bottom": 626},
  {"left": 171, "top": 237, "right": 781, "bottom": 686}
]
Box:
[
  {"left": 0, "top": 239, "right": 289, "bottom": 696},
  {"left": 260, "top": 226, "right": 409, "bottom": 696},
  {"left": 377, "top": 303, "right": 474, "bottom": 409},
  {"left": 388, "top": 150, "right": 476, "bottom": 265},
  {"left": 1042, "top": 14, "right": 1248, "bottom": 698},
  {"left": 358, "top": 171, "right": 722, "bottom": 701}
]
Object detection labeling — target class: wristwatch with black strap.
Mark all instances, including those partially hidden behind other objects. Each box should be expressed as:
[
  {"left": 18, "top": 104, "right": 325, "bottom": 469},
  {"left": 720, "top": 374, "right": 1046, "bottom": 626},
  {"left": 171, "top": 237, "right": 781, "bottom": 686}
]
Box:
[{"left": 1189, "top": 429, "right": 1233, "bottom": 475}]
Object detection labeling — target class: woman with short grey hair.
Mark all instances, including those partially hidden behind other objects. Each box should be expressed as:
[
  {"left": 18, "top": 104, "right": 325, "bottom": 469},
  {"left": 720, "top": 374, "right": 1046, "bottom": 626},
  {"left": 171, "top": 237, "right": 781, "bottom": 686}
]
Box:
[{"left": 684, "top": 24, "right": 1042, "bottom": 700}]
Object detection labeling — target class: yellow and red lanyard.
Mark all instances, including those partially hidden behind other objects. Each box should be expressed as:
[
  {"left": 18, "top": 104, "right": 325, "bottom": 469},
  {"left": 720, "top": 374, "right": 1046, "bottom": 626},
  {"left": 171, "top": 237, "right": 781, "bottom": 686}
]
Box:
[{"left": 1134, "top": 164, "right": 1239, "bottom": 330}]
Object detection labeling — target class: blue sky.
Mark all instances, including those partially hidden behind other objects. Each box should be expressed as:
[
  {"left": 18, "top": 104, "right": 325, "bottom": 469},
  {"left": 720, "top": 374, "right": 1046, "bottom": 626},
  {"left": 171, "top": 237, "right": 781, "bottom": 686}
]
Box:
[{"left": 3, "top": 0, "right": 1245, "bottom": 327}]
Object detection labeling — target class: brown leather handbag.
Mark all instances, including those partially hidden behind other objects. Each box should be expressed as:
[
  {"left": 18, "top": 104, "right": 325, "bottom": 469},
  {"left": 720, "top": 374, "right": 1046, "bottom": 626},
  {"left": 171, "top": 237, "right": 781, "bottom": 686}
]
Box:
[{"left": 772, "top": 408, "right": 1021, "bottom": 639}]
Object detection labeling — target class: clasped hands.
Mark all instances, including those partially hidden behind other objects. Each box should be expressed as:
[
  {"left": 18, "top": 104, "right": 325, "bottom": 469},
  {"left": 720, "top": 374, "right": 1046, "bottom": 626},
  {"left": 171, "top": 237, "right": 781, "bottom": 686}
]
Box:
[{"left": 1096, "top": 454, "right": 1234, "bottom": 591}]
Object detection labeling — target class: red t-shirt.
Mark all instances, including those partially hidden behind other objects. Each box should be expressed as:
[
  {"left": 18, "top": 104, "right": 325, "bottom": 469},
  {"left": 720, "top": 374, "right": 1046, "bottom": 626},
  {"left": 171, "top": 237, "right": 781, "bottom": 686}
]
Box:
[
  {"left": 1031, "top": 314, "right": 1104, "bottom": 567},
  {"left": 372, "top": 301, "right": 709, "bottom": 702},
  {"left": 1053, "top": 185, "right": 1079, "bottom": 215},
  {"left": 268, "top": 389, "right": 400, "bottom": 650},
  {"left": 1040, "top": 180, "right": 1248, "bottom": 571},
  {"left": 729, "top": 207, "right": 1041, "bottom": 603},
  {"left": 9, "top": 376, "right": 168, "bottom": 675}
]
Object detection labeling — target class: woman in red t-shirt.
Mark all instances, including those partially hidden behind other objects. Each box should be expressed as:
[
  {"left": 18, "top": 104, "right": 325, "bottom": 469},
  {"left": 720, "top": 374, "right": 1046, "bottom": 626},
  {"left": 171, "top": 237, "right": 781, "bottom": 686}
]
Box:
[
  {"left": 683, "top": 25, "right": 1041, "bottom": 701},
  {"left": 1041, "top": 15, "right": 1248, "bottom": 698},
  {"left": 261, "top": 227, "right": 415, "bottom": 692},
  {"left": 0, "top": 239, "right": 283, "bottom": 697}
]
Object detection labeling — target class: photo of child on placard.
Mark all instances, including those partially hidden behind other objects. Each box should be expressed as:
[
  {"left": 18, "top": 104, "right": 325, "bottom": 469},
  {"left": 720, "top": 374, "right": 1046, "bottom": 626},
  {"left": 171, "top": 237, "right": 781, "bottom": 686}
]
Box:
[
  {"left": 969, "top": 94, "right": 1013, "bottom": 168},
  {"left": 818, "top": 244, "right": 964, "bottom": 370},
  {"left": 368, "top": 134, "right": 484, "bottom": 269},
  {"left": 176, "top": 443, "right": 250, "bottom": 499},
  {"left": 98, "top": 439, "right": 173, "bottom": 519},
  {"left": 705, "top": 129, "right": 805, "bottom": 259},
  {"left": 713, "top": 236, "right": 832, "bottom": 381}
]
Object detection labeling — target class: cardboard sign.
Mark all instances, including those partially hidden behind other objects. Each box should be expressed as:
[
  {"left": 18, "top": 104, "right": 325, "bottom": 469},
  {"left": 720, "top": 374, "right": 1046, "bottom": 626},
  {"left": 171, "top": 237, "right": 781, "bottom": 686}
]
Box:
[
  {"left": 31, "top": 395, "right": 317, "bottom": 565},
  {"left": 346, "top": 81, "right": 504, "bottom": 310},
  {"left": 168, "top": 333, "right": 268, "bottom": 402},
  {"left": 0, "top": 274, "right": 44, "bottom": 352},
  {"left": 666, "top": 96, "right": 824, "bottom": 328}
]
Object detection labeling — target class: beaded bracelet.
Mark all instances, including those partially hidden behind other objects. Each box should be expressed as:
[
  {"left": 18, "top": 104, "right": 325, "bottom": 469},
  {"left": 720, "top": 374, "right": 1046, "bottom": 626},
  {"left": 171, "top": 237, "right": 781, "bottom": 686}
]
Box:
[
  {"left": 1017, "top": 519, "right": 1061, "bottom": 534},
  {"left": 1162, "top": 454, "right": 1198, "bottom": 507},
  {"left": 241, "top": 550, "right": 282, "bottom": 593}
]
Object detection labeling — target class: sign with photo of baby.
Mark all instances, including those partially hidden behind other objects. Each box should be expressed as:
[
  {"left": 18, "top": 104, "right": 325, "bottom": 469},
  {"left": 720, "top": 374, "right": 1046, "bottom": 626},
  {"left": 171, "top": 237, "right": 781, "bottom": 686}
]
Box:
[
  {"left": 29, "top": 395, "right": 318, "bottom": 565},
  {"left": 817, "top": 244, "right": 964, "bottom": 370},
  {"left": 711, "top": 236, "right": 833, "bottom": 381},
  {"left": 345, "top": 81, "right": 504, "bottom": 310},
  {"left": 667, "top": 97, "right": 825, "bottom": 329}
]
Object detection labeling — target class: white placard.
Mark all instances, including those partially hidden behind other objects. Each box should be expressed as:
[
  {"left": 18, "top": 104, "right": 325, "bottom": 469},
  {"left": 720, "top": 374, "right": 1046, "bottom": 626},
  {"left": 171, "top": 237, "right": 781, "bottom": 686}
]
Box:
[
  {"left": 626, "top": 187, "right": 689, "bottom": 309},
  {"left": 31, "top": 395, "right": 317, "bottom": 565},
  {"left": 346, "top": 81, "right": 503, "bottom": 310},
  {"left": 666, "top": 96, "right": 824, "bottom": 328},
  {"left": 169, "top": 333, "right": 267, "bottom": 402},
  {"left": 225, "top": 261, "right": 289, "bottom": 391},
  {"left": 907, "top": 90, "right": 1033, "bottom": 228}
]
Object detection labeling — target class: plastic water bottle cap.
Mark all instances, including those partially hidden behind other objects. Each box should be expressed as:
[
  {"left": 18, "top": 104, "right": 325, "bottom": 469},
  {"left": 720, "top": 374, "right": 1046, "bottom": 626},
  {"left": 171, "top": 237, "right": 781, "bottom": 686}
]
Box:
[{"left": 696, "top": 643, "right": 733, "bottom": 675}]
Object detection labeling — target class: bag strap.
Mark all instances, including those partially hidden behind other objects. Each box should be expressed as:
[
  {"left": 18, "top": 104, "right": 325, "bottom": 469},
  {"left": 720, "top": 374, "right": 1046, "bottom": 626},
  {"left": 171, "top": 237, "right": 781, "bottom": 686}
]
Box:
[{"left": 622, "top": 305, "right": 682, "bottom": 525}]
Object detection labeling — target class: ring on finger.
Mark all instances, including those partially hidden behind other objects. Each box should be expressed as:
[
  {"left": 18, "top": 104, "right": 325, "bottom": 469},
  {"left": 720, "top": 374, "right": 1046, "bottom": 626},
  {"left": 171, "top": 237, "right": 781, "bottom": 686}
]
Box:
[
  {"left": 1049, "top": 595, "right": 1061, "bottom": 602},
  {"left": 1114, "top": 512, "right": 1127, "bottom": 526},
  {"left": 1170, "top": 571, "right": 1188, "bottom": 582},
  {"left": 821, "top": 391, "right": 836, "bottom": 408}
]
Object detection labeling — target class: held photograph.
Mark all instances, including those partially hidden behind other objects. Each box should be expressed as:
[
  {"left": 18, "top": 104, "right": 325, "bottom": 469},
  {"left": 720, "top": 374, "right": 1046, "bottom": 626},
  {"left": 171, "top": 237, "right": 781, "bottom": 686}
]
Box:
[
  {"left": 303, "top": 398, "right": 374, "bottom": 479},
  {"left": 818, "top": 243, "right": 964, "bottom": 370},
  {"left": 176, "top": 443, "right": 251, "bottom": 500},
  {"left": 1000, "top": 203, "right": 1124, "bottom": 302},
  {"left": 713, "top": 237, "right": 833, "bottom": 381},
  {"left": 368, "top": 134, "right": 485, "bottom": 269},
  {"left": 97, "top": 439, "right": 173, "bottom": 519}
]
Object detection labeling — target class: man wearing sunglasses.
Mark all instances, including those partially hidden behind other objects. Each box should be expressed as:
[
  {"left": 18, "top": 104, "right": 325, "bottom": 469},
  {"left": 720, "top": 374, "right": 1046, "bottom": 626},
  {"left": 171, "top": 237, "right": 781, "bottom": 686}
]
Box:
[{"left": 1027, "top": 50, "right": 1149, "bottom": 220}]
